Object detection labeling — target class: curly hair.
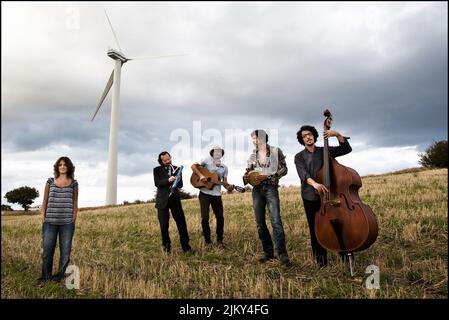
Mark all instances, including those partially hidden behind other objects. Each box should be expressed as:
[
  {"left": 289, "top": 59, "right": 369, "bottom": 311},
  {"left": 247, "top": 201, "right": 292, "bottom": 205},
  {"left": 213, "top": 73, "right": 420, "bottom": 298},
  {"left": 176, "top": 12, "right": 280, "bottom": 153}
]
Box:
[
  {"left": 297, "top": 125, "right": 319, "bottom": 145},
  {"left": 53, "top": 156, "right": 75, "bottom": 179}
]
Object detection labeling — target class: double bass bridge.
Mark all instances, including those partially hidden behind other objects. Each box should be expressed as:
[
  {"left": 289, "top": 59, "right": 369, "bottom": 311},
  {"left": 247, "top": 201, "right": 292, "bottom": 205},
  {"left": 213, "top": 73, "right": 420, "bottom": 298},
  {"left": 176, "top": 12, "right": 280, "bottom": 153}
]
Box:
[{"left": 325, "top": 199, "right": 341, "bottom": 207}]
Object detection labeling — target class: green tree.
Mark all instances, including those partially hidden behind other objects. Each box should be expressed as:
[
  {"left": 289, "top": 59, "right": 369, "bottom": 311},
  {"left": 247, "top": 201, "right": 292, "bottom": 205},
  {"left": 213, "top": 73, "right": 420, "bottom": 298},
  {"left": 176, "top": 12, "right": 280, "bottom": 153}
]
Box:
[
  {"left": 419, "top": 140, "right": 448, "bottom": 168},
  {"left": 4, "top": 186, "right": 39, "bottom": 211},
  {"left": 1, "top": 204, "right": 13, "bottom": 211},
  {"left": 178, "top": 189, "right": 196, "bottom": 200}
]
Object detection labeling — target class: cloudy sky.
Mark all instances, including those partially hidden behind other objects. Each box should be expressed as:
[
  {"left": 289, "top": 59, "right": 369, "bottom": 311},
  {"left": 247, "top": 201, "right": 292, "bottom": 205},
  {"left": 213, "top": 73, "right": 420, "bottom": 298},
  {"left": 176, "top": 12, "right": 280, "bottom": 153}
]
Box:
[{"left": 2, "top": 1, "right": 447, "bottom": 209}]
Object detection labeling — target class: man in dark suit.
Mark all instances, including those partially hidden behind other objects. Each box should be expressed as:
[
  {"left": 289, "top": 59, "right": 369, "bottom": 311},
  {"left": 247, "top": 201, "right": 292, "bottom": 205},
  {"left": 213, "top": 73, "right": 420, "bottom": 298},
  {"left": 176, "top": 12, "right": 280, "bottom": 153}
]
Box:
[{"left": 154, "top": 151, "right": 192, "bottom": 253}]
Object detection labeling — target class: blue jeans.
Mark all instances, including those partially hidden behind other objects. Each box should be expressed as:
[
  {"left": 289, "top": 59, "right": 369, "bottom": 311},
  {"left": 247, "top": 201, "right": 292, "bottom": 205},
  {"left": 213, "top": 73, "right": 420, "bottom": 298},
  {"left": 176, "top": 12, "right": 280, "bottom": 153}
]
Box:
[
  {"left": 40, "top": 222, "right": 75, "bottom": 280},
  {"left": 252, "top": 184, "right": 288, "bottom": 257}
]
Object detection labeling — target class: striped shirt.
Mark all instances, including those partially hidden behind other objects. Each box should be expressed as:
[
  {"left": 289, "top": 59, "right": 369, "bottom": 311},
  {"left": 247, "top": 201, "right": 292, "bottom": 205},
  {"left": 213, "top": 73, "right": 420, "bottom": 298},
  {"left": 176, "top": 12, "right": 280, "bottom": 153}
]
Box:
[{"left": 44, "top": 178, "right": 78, "bottom": 225}]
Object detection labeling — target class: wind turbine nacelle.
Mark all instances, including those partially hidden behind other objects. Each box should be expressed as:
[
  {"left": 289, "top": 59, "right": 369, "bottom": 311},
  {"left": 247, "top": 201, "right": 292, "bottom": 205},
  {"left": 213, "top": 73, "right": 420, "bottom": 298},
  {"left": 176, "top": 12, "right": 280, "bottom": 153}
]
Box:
[{"left": 107, "top": 49, "right": 129, "bottom": 63}]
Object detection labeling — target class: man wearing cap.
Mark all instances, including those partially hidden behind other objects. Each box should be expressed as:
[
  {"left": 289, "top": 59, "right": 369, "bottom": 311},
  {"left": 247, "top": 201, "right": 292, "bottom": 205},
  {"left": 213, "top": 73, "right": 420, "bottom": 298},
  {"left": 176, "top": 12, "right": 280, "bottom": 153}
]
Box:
[
  {"left": 243, "top": 129, "right": 290, "bottom": 265},
  {"left": 191, "top": 146, "right": 234, "bottom": 247}
]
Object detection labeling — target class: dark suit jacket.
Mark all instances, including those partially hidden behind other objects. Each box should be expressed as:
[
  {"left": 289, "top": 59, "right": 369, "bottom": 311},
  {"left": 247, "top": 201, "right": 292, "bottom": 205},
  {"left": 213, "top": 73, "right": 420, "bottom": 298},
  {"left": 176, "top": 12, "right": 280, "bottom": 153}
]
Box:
[{"left": 153, "top": 165, "right": 183, "bottom": 209}]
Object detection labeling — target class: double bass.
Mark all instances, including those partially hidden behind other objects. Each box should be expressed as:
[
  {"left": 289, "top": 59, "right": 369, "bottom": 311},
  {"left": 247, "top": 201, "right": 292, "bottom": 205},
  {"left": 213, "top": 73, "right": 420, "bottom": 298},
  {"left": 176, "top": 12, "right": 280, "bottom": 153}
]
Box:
[{"left": 315, "top": 109, "right": 378, "bottom": 272}]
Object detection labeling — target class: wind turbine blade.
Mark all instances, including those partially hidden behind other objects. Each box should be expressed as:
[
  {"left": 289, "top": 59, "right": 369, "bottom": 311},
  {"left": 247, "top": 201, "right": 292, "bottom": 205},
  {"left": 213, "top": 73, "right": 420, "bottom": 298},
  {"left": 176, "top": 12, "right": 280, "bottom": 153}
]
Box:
[
  {"left": 129, "top": 53, "right": 189, "bottom": 61},
  {"left": 104, "top": 9, "right": 122, "bottom": 52},
  {"left": 92, "top": 70, "right": 114, "bottom": 121}
]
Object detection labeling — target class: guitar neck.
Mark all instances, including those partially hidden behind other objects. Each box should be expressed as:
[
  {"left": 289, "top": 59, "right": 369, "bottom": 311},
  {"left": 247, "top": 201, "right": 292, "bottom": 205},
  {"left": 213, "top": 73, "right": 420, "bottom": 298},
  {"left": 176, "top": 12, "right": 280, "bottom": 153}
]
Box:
[
  {"left": 209, "top": 179, "right": 227, "bottom": 187},
  {"left": 205, "top": 178, "right": 230, "bottom": 187}
]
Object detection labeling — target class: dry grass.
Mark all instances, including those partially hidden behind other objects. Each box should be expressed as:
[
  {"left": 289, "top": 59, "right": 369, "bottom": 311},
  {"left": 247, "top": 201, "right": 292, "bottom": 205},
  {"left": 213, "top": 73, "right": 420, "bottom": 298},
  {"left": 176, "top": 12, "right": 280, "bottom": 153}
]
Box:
[{"left": 1, "top": 168, "right": 447, "bottom": 298}]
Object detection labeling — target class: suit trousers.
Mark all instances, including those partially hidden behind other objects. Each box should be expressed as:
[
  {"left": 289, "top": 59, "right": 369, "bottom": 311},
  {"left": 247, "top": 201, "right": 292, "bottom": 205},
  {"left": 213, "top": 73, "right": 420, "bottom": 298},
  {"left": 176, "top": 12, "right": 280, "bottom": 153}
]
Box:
[{"left": 157, "top": 195, "right": 190, "bottom": 251}]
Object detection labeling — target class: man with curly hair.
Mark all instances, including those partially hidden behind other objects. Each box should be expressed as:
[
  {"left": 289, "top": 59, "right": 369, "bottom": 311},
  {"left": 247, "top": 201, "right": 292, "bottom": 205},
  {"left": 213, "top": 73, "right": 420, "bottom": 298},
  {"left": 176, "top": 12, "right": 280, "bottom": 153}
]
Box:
[{"left": 294, "top": 125, "right": 352, "bottom": 267}]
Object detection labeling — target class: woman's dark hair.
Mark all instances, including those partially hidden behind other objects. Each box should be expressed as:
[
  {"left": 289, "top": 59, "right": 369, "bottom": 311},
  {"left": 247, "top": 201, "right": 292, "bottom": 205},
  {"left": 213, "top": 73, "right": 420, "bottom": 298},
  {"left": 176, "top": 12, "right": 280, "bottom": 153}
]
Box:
[
  {"left": 158, "top": 151, "right": 171, "bottom": 165},
  {"left": 53, "top": 156, "right": 75, "bottom": 179},
  {"left": 297, "top": 125, "right": 319, "bottom": 145},
  {"left": 251, "top": 129, "right": 269, "bottom": 143}
]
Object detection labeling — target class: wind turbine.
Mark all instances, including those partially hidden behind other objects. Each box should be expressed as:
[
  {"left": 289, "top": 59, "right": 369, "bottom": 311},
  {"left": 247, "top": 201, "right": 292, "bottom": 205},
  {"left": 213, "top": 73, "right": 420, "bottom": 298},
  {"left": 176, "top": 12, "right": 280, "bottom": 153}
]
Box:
[{"left": 92, "top": 9, "right": 186, "bottom": 205}]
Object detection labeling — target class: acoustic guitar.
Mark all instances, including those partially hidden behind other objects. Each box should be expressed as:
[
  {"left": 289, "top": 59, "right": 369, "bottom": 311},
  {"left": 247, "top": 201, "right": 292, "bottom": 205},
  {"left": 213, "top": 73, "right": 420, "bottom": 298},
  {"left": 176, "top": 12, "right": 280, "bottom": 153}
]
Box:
[{"left": 191, "top": 165, "right": 245, "bottom": 192}]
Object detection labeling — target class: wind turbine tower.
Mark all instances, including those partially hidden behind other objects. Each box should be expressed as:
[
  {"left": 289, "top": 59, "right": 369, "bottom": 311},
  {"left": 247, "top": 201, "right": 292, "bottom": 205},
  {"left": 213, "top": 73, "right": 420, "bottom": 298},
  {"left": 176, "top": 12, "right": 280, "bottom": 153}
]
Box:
[{"left": 92, "top": 10, "right": 186, "bottom": 205}]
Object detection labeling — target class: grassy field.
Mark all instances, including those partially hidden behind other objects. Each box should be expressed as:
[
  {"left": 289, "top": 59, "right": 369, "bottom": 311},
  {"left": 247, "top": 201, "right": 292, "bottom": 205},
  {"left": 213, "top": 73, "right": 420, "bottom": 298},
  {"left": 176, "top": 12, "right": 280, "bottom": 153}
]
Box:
[{"left": 1, "top": 168, "right": 447, "bottom": 298}]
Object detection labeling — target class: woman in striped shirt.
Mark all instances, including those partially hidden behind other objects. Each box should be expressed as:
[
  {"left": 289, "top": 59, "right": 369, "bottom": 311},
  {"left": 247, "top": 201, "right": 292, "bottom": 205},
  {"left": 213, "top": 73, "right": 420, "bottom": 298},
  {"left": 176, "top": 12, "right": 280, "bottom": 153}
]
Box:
[{"left": 38, "top": 156, "right": 78, "bottom": 287}]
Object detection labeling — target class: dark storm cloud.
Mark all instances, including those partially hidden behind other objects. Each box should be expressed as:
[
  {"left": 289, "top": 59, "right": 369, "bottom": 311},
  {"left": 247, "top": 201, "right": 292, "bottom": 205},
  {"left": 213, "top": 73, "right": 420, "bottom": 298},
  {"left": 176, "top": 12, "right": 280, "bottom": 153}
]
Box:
[
  {"left": 2, "top": 2, "right": 447, "bottom": 163},
  {"left": 163, "top": 3, "right": 447, "bottom": 149},
  {"left": 119, "top": 2, "right": 447, "bottom": 151},
  {"left": 1, "top": 108, "right": 108, "bottom": 152}
]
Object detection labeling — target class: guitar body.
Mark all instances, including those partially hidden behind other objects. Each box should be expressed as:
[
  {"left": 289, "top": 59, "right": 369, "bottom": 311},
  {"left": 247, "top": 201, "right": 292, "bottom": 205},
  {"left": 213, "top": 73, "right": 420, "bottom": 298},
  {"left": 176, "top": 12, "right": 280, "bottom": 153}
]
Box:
[
  {"left": 247, "top": 170, "right": 262, "bottom": 187},
  {"left": 190, "top": 166, "right": 220, "bottom": 190},
  {"left": 314, "top": 109, "right": 378, "bottom": 254},
  {"left": 315, "top": 158, "right": 378, "bottom": 252}
]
